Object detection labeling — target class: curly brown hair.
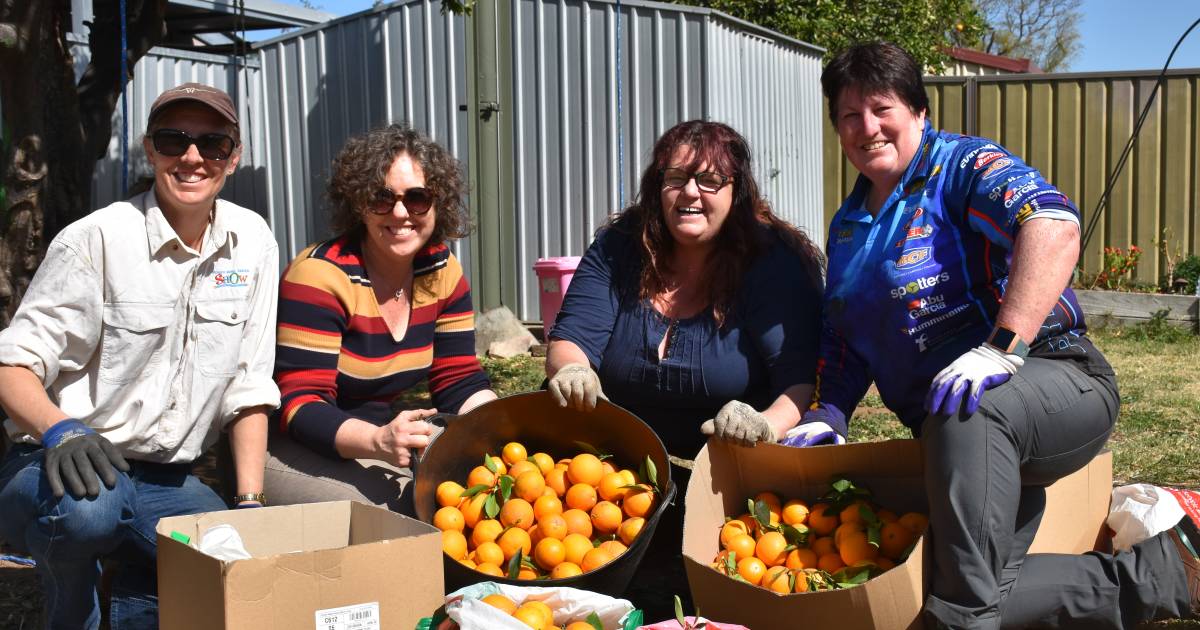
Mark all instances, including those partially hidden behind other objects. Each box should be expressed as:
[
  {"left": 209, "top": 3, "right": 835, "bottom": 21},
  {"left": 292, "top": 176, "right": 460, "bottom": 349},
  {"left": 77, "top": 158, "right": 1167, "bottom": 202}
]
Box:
[
  {"left": 327, "top": 124, "right": 470, "bottom": 243},
  {"left": 614, "top": 120, "right": 824, "bottom": 327}
]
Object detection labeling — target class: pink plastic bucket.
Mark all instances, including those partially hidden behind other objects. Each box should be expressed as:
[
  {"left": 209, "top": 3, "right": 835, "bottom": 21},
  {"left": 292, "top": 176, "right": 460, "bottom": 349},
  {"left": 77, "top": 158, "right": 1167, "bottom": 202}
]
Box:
[{"left": 532, "top": 256, "right": 581, "bottom": 342}]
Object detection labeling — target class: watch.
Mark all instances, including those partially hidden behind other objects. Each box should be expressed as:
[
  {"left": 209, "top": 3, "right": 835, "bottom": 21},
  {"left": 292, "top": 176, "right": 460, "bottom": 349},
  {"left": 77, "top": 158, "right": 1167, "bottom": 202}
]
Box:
[
  {"left": 987, "top": 326, "right": 1030, "bottom": 358},
  {"left": 234, "top": 492, "right": 266, "bottom": 505}
]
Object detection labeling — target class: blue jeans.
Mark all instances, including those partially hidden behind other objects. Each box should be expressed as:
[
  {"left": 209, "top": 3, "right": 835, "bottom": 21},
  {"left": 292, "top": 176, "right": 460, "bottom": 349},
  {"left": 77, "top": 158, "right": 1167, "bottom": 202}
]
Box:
[{"left": 0, "top": 444, "right": 227, "bottom": 630}]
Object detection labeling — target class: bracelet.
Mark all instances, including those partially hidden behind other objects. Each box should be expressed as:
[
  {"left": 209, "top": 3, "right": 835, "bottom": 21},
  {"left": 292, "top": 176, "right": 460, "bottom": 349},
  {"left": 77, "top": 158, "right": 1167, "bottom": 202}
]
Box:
[{"left": 234, "top": 492, "right": 266, "bottom": 505}]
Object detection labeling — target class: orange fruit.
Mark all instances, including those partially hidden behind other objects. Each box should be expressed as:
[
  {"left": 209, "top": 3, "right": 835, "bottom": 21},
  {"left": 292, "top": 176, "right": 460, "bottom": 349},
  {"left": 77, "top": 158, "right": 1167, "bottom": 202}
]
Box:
[
  {"left": 436, "top": 481, "right": 465, "bottom": 507},
  {"left": 785, "top": 547, "right": 818, "bottom": 570},
  {"left": 720, "top": 519, "right": 750, "bottom": 548},
  {"left": 509, "top": 460, "right": 541, "bottom": 482},
  {"left": 433, "top": 506, "right": 465, "bottom": 532},
  {"left": 726, "top": 533, "right": 757, "bottom": 560},
  {"left": 782, "top": 499, "right": 810, "bottom": 526},
  {"left": 565, "top": 483, "right": 598, "bottom": 512},
  {"left": 899, "top": 512, "right": 929, "bottom": 536},
  {"left": 539, "top": 513, "right": 570, "bottom": 540},
  {"left": 562, "top": 508, "right": 594, "bottom": 538},
  {"left": 567, "top": 453, "right": 604, "bottom": 487},
  {"left": 555, "top": 458, "right": 571, "bottom": 471},
  {"left": 622, "top": 485, "right": 655, "bottom": 518},
  {"left": 839, "top": 531, "right": 879, "bottom": 566},
  {"left": 500, "top": 498, "right": 536, "bottom": 530},
  {"left": 834, "top": 521, "right": 865, "bottom": 548},
  {"left": 530, "top": 452, "right": 555, "bottom": 475},
  {"left": 467, "top": 465, "right": 496, "bottom": 489},
  {"left": 736, "top": 513, "right": 758, "bottom": 536},
  {"left": 793, "top": 571, "right": 810, "bottom": 593},
  {"left": 598, "top": 472, "right": 630, "bottom": 502},
  {"left": 762, "top": 565, "right": 792, "bottom": 593},
  {"left": 618, "top": 517, "right": 645, "bottom": 545},
  {"left": 736, "top": 556, "right": 767, "bottom": 585},
  {"left": 566, "top": 622, "right": 595, "bottom": 630},
  {"left": 486, "top": 455, "right": 507, "bottom": 476},
  {"left": 601, "top": 460, "right": 617, "bottom": 476},
  {"left": 475, "top": 562, "right": 504, "bottom": 576},
  {"left": 755, "top": 531, "right": 789, "bottom": 567},
  {"left": 618, "top": 469, "right": 638, "bottom": 486},
  {"left": 807, "top": 503, "right": 838, "bottom": 535},
  {"left": 551, "top": 561, "right": 583, "bottom": 579},
  {"left": 481, "top": 593, "right": 518, "bottom": 614},
  {"left": 599, "top": 540, "right": 627, "bottom": 557},
  {"left": 877, "top": 556, "right": 897, "bottom": 570},
  {"left": 877, "top": 508, "right": 899, "bottom": 523},
  {"left": 811, "top": 536, "right": 836, "bottom": 557},
  {"left": 534, "top": 537, "right": 566, "bottom": 570},
  {"left": 840, "top": 501, "right": 869, "bottom": 526},
  {"left": 474, "top": 541, "right": 505, "bottom": 566},
  {"left": 520, "top": 601, "right": 554, "bottom": 627},
  {"left": 533, "top": 494, "right": 564, "bottom": 521},
  {"left": 581, "top": 546, "right": 614, "bottom": 572},
  {"left": 471, "top": 519, "right": 504, "bottom": 547},
  {"left": 817, "top": 552, "right": 846, "bottom": 573},
  {"left": 502, "top": 441, "right": 528, "bottom": 466},
  {"left": 461, "top": 491, "right": 489, "bottom": 528},
  {"left": 513, "top": 606, "right": 546, "bottom": 628},
  {"left": 442, "top": 529, "right": 468, "bottom": 560},
  {"left": 754, "top": 491, "right": 783, "bottom": 515},
  {"left": 590, "top": 501, "right": 623, "bottom": 535},
  {"left": 517, "top": 566, "right": 540, "bottom": 580},
  {"left": 880, "top": 521, "right": 916, "bottom": 560},
  {"left": 562, "top": 533, "right": 593, "bottom": 566},
  {"left": 498, "top": 527, "right": 532, "bottom": 561},
  {"left": 545, "top": 469, "right": 569, "bottom": 497}
]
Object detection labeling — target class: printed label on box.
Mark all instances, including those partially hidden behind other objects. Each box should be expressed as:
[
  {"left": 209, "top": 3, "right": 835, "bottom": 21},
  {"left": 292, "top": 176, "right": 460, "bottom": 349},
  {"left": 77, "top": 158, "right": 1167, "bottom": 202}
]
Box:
[{"left": 314, "top": 602, "right": 380, "bottom": 630}]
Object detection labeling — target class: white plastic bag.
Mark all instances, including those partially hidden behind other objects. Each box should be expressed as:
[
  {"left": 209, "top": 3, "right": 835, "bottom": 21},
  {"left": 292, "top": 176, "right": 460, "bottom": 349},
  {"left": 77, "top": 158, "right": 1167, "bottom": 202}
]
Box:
[
  {"left": 197, "top": 524, "right": 253, "bottom": 561},
  {"left": 1107, "top": 484, "right": 1185, "bottom": 551},
  {"left": 446, "top": 582, "right": 635, "bottom": 630}
]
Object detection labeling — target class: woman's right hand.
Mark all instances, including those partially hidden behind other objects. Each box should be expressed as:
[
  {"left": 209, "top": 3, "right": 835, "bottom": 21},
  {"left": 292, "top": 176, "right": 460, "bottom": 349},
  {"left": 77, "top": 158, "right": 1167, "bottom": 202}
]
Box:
[
  {"left": 372, "top": 408, "right": 438, "bottom": 467},
  {"left": 547, "top": 362, "right": 605, "bottom": 411}
]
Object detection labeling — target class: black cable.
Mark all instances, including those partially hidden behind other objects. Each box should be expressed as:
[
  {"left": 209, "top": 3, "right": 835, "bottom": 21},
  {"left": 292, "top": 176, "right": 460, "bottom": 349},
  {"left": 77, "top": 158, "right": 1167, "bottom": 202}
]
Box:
[{"left": 1079, "top": 16, "right": 1200, "bottom": 255}]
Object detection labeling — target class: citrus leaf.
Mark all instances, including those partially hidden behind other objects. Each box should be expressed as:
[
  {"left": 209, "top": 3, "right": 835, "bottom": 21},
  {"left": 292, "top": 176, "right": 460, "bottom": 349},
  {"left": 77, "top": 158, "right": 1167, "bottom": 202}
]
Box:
[
  {"left": 781, "top": 523, "right": 809, "bottom": 547},
  {"left": 484, "top": 453, "right": 498, "bottom": 473},
  {"left": 484, "top": 493, "right": 500, "bottom": 519},
  {"left": 859, "top": 503, "right": 881, "bottom": 527},
  {"left": 831, "top": 479, "right": 852, "bottom": 493},
  {"left": 641, "top": 456, "right": 660, "bottom": 493},
  {"left": 498, "top": 475, "right": 515, "bottom": 503},
  {"left": 507, "top": 551, "right": 521, "bottom": 579},
  {"left": 460, "top": 484, "right": 490, "bottom": 499},
  {"left": 587, "top": 612, "right": 604, "bottom": 630},
  {"left": 867, "top": 522, "right": 882, "bottom": 547},
  {"left": 521, "top": 557, "right": 538, "bottom": 569},
  {"left": 573, "top": 440, "right": 603, "bottom": 456},
  {"left": 674, "top": 594, "right": 686, "bottom": 628},
  {"left": 724, "top": 551, "right": 737, "bottom": 575}
]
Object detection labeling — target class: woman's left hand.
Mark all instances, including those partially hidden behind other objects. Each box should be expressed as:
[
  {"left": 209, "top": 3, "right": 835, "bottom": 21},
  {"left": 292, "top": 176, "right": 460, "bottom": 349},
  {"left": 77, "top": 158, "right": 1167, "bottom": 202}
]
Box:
[
  {"left": 925, "top": 344, "right": 1024, "bottom": 416},
  {"left": 700, "top": 400, "right": 774, "bottom": 447}
]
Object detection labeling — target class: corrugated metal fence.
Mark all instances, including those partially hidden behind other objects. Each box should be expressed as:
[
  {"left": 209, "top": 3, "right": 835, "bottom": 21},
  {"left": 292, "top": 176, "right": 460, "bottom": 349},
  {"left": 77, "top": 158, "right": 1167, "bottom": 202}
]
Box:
[{"left": 823, "top": 70, "right": 1200, "bottom": 286}]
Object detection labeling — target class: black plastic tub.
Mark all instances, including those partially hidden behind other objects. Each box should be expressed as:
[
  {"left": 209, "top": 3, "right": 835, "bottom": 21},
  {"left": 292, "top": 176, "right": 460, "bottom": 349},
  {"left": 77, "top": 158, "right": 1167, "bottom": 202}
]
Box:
[{"left": 413, "top": 391, "right": 676, "bottom": 596}]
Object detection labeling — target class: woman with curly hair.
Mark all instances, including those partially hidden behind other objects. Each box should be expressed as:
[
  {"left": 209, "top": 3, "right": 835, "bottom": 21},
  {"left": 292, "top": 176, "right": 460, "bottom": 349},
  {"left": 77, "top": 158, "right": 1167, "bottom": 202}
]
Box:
[
  {"left": 546, "top": 119, "right": 824, "bottom": 460},
  {"left": 264, "top": 124, "right": 496, "bottom": 513}
]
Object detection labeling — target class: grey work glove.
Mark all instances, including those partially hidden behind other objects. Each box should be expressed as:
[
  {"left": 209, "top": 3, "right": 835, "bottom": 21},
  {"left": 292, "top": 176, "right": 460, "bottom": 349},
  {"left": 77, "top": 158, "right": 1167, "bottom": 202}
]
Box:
[
  {"left": 42, "top": 419, "right": 130, "bottom": 499},
  {"left": 699, "top": 400, "right": 775, "bottom": 447},
  {"left": 547, "top": 362, "right": 606, "bottom": 411}
]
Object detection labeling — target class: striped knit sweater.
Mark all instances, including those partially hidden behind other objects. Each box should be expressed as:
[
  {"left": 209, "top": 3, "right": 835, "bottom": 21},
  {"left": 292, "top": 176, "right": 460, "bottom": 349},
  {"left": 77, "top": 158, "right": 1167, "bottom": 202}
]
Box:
[{"left": 275, "top": 235, "right": 490, "bottom": 459}]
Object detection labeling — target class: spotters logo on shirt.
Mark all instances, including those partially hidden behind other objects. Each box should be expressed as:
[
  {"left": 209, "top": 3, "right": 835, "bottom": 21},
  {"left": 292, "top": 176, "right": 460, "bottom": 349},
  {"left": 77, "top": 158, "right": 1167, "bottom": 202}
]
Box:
[
  {"left": 213, "top": 269, "right": 251, "bottom": 288},
  {"left": 890, "top": 271, "right": 951, "bottom": 299}
]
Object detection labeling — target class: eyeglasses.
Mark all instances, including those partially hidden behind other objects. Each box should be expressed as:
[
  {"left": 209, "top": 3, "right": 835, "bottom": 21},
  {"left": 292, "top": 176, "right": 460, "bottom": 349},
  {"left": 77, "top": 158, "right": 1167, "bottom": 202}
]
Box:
[
  {"left": 150, "top": 128, "right": 237, "bottom": 161},
  {"left": 661, "top": 168, "right": 731, "bottom": 193},
  {"left": 367, "top": 186, "right": 435, "bottom": 215}
]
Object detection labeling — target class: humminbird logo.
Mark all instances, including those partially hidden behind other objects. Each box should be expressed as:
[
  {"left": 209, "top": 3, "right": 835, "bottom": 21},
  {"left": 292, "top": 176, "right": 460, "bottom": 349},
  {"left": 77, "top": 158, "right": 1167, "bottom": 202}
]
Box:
[{"left": 890, "top": 272, "right": 951, "bottom": 299}]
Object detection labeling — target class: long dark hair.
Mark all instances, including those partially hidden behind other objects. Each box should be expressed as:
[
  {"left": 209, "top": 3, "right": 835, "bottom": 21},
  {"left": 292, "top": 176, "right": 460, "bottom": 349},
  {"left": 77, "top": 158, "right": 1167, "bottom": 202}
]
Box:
[{"left": 614, "top": 120, "right": 823, "bottom": 326}]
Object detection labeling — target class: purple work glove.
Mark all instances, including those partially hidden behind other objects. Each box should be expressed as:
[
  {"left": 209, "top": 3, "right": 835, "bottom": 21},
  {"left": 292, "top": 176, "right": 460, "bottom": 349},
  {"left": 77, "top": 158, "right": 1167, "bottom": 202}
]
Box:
[
  {"left": 780, "top": 406, "right": 847, "bottom": 448},
  {"left": 925, "top": 343, "right": 1024, "bottom": 416}
]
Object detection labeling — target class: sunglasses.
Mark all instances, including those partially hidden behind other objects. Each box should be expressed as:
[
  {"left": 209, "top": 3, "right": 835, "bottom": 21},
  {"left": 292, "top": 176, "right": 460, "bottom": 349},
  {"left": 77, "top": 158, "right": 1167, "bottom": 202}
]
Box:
[
  {"left": 367, "top": 186, "right": 435, "bottom": 215},
  {"left": 151, "top": 128, "right": 237, "bottom": 161},
  {"left": 661, "top": 168, "right": 731, "bottom": 193}
]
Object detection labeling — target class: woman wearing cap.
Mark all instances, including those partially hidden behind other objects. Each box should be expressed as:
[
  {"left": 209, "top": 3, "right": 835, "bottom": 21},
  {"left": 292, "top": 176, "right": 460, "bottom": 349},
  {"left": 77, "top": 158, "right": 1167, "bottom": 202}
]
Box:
[
  {"left": 264, "top": 124, "right": 496, "bottom": 514},
  {"left": 0, "top": 83, "right": 279, "bottom": 628},
  {"left": 788, "top": 41, "right": 1198, "bottom": 628}
]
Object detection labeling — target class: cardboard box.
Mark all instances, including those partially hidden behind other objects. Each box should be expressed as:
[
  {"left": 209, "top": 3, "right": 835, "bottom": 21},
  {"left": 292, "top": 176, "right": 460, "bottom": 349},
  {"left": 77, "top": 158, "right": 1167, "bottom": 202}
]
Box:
[
  {"left": 156, "top": 501, "right": 444, "bottom": 630},
  {"left": 682, "top": 440, "right": 1112, "bottom": 630}
]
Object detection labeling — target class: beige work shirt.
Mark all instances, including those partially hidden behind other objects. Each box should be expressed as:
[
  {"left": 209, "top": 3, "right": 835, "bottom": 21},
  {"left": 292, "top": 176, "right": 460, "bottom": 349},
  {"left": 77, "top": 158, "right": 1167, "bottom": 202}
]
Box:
[{"left": 0, "top": 189, "right": 281, "bottom": 463}]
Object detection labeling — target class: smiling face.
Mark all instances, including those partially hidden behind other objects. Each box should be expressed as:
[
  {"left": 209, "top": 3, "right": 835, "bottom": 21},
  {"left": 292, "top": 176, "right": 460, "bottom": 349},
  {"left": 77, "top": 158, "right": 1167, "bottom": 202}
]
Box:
[
  {"left": 142, "top": 102, "right": 239, "bottom": 217},
  {"left": 835, "top": 87, "right": 926, "bottom": 194},
  {"left": 658, "top": 144, "right": 735, "bottom": 251},
  {"left": 361, "top": 152, "right": 437, "bottom": 263}
]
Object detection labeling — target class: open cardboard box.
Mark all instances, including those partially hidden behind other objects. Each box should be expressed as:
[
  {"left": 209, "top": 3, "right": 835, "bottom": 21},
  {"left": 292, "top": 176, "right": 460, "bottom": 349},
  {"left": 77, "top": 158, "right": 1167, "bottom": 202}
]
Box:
[
  {"left": 682, "top": 440, "right": 1112, "bottom": 630},
  {"left": 156, "top": 500, "right": 444, "bottom": 630}
]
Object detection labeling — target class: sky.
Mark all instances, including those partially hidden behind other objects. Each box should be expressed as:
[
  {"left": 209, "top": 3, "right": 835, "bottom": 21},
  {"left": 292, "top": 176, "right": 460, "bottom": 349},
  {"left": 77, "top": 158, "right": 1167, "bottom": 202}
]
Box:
[{"left": 271, "top": 0, "right": 1200, "bottom": 74}]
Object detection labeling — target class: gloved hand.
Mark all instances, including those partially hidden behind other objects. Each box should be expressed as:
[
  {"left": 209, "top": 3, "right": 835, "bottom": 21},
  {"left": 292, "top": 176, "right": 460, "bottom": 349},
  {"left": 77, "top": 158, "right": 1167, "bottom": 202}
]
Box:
[
  {"left": 699, "top": 400, "right": 775, "bottom": 447},
  {"left": 779, "top": 406, "right": 847, "bottom": 447},
  {"left": 925, "top": 343, "right": 1024, "bottom": 416},
  {"left": 41, "top": 418, "right": 130, "bottom": 499},
  {"left": 547, "top": 362, "right": 605, "bottom": 411}
]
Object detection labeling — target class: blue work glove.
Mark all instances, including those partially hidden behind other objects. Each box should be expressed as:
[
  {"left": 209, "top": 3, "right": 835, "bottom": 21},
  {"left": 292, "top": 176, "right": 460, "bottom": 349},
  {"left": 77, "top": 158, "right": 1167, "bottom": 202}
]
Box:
[
  {"left": 41, "top": 418, "right": 130, "bottom": 499},
  {"left": 780, "top": 406, "right": 847, "bottom": 447},
  {"left": 925, "top": 344, "right": 1024, "bottom": 416},
  {"left": 699, "top": 400, "right": 775, "bottom": 447}
]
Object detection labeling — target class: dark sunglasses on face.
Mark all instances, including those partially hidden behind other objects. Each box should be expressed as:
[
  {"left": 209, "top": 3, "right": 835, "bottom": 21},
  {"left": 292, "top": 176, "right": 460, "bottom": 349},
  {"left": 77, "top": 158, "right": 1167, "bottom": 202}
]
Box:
[
  {"left": 367, "top": 186, "right": 434, "bottom": 215},
  {"left": 661, "top": 167, "right": 731, "bottom": 193},
  {"left": 151, "top": 128, "right": 237, "bottom": 161}
]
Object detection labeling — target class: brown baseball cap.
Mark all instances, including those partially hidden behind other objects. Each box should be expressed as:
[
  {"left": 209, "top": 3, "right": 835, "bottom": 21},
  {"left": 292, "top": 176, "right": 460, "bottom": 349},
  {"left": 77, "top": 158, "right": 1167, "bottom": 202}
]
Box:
[{"left": 147, "top": 83, "right": 239, "bottom": 127}]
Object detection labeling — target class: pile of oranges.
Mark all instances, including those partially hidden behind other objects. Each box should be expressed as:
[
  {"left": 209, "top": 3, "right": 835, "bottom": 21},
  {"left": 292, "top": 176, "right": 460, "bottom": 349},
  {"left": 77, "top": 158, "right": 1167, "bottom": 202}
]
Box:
[
  {"left": 477, "top": 593, "right": 603, "bottom": 630},
  {"left": 710, "top": 480, "right": 928, "bottom": 594},
  {"left": 433, "top": 441, "right": 659, "bottom": 580}
]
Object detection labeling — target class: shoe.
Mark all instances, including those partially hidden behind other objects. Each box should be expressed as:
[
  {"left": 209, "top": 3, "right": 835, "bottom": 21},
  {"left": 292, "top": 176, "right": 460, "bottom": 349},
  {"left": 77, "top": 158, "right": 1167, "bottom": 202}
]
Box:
[{"left": 1168, "top": 515, "right": 1200, "bottom": 617}]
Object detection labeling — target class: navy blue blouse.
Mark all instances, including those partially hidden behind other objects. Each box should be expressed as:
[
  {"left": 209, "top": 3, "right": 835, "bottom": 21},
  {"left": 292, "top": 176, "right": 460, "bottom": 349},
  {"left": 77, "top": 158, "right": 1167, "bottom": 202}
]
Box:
[{"left": 550, "top": 224, "right": 823, "bottom": 458}]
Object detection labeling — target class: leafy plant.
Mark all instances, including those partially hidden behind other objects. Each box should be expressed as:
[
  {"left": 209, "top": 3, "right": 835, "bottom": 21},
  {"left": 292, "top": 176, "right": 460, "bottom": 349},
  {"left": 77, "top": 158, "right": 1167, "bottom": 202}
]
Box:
[
  {"left": 1089, "top": 246, "right": 1143, "bottom": 290},
  {"left": 1172, "top": 254, "right": 1200, "bottom": 295}
]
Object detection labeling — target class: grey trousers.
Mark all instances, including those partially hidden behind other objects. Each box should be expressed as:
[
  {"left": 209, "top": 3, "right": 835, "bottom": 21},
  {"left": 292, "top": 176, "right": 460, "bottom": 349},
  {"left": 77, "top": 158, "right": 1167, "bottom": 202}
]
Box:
[
  {"left": 262, "top": 431, "right": 416, "bottom": 515},
  {"left": 920, "top": 357, "right": 1191, "bottom": 629}
]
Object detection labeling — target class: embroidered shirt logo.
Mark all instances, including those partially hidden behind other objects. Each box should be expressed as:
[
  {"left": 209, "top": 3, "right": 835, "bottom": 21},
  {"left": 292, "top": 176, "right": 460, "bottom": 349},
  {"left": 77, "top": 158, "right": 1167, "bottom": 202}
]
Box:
[{"left": 213, "top": 269, "right": 251, "bottom": 288}]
